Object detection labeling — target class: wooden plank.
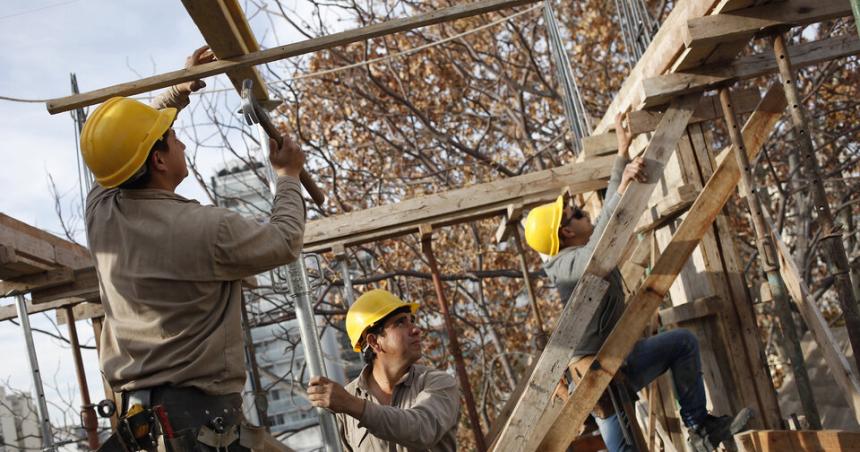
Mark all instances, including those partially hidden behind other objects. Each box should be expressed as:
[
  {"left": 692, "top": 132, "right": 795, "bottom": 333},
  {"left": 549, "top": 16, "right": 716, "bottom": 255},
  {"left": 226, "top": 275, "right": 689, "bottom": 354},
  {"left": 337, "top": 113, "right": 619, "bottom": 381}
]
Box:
[
  {"left": 535, "top": 85, "right": 787, "bottom": 451},
  {"left": 635, "top": 183, "right": 698, "bottom": 234},
  {"left": 0, "top": 213, "right": 91, "bottom": 270},
  {"left": 181, "top": 0, "right": 269, "bottom": 100},
  {"left": 628, "top": 88, "right": 760, "bottom": 135},
  {"left": 658, "top": 295, "right": 720, "bottom": 325},
  {"left": 0, "top": 245, "right": 53, "bottom": 279},
  {"left": 493, "top": 94, "right": 701, "bottom": 452},
  {"left": 494, "top": 203, "right": 524, "bottom": 244},
  {"left": 643, "top": 36, "right": 860, "bottom": 107},
  {"left": 46, "top": 0, "right": 540, "bottom": 114},
  {"left": 582, "top": 93, "right": 702, "bottom": 278},
  {"left": 30, "top": 266, "right": 100, "bottom": 305},
  {"left": 582, "top": 132, "right": 618, "bottom": 158},
  {"left": 685, "top": 0, "right": 852, "bottom": 49},
  {"left": 0, "top": 297, "right": 86, "bottom": 322},
  {"left": 56, "top": 302, "right": 104, "bottom": 325},
  {"left": 736, "top": 430, "right": 860, "bottom": 452},
  {"left": 303, "top": 155, "right": 614, "bottom": 253},
  {"left": 0, "top": 268, "right": 75, "bottom": 297},
  {"left": 765, "top": 210, "right": 860, "bottom": 424},
  {"left": 490, "top": 274, "right": 609, "bottom": 452}
]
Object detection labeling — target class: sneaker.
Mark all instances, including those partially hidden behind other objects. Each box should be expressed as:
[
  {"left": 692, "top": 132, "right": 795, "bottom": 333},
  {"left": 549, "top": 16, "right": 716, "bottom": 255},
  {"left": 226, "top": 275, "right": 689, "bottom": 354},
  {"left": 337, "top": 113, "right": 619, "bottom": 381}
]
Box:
[{"left": 687, "top": 408, "right": 753, "bottom": 452}]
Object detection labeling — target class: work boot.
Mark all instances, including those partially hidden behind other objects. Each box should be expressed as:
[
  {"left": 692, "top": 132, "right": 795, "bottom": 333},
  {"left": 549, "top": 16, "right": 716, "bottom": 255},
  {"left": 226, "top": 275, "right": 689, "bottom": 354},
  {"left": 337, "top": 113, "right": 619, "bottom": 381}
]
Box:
[{"left": 687, "top": 408, "right": 753, "bottom": 452}]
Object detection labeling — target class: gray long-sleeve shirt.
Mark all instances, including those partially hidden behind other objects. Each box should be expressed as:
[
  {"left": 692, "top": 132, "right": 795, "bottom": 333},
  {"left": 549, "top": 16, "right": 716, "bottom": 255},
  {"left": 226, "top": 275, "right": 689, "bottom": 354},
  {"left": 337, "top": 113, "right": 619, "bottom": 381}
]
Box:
[
  {"left": 338, "top": 365, "right": 460, "bottom": 452},
  {"left": 542, "top": 156, "right": 628, "bottom": 358},
  {"left": 85, "top": 87, "right": 307, "bottom": 395}
]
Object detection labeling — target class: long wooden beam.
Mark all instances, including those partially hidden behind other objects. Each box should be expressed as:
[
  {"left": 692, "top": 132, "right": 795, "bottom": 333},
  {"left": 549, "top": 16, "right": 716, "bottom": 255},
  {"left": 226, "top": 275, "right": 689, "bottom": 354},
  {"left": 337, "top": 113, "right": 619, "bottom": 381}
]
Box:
[
  {"left": 582, "top": 88, "right": 760, "bottom": 157},
  {"left": 684, "top": 0, "right": 852, "bottom": 49},
  {"left": 536, "top": 84, "right": 787, "bottom": 451},
  {"left": 46, "top": 0, "right": 538, "bottom": 114},
  {"left": 302, "top": 154, "right": 614, "bottom": 253},
  {"left": 181, "top": 0, "right": 269, "bottom": 100},
  {"left": 492, "top": 93, "right": 702, "bottom": 452},
  {"left": 643, "top": 35, "right": 860, "bottom": 107},
  {"left": 735, "top": 430, "right": 860, "bottom": 451}
]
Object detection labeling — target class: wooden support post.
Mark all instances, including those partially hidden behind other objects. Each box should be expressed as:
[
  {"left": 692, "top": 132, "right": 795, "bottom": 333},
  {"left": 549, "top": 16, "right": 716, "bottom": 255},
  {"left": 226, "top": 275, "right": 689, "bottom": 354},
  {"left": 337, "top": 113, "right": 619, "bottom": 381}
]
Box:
[
  {"left": 763, "top": 208, "right": 860, "bottom": 425},
  {"left": 492, "top": 93, "right": 702, "bottom": 452},
  {"left": 534, "top": 85, "right": 787, "bottom": 451},
  {"left": 772, "top": 32, "right": 860, "bottom": 379},
  {"left": 718, "top": 87, "right": 821, "bottom": 429},
  {"left": 63, "top": 306, "right": 100, "bottom": 449},
  {"left": 419, "top": 224, "right": 487, "bottom": 452}
]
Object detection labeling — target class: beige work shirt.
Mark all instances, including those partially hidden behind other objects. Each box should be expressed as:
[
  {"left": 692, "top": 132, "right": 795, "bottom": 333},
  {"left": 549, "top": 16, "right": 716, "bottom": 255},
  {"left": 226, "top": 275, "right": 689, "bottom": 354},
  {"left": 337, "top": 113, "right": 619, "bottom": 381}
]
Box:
[
  {"left": 85, "top": 87, "right": 306, "bottom": 395},
  {"left": 337, "top": 365, "right": 460, "bottom": 452}
]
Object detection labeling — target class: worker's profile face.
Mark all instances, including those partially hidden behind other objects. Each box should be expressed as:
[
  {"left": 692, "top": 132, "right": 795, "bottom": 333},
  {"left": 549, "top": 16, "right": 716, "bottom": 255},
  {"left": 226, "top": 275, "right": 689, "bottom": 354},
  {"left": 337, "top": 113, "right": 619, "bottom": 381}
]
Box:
[
  {"left": 559, "top": 205, "right": 593, "bottom": 241},
  {"left": 163, "top": 129, "right": 189, "bottom": 182},
  {"left": 378, "top": 312, "right": 422, "bottom": 362}
]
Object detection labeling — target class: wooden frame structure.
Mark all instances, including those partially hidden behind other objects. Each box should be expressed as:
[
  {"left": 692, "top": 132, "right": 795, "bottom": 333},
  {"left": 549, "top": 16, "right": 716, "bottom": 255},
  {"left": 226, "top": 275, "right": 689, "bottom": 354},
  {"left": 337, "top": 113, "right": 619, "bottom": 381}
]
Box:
[{"left": 3, "top": 0, "right": 859, "bottom": 450}]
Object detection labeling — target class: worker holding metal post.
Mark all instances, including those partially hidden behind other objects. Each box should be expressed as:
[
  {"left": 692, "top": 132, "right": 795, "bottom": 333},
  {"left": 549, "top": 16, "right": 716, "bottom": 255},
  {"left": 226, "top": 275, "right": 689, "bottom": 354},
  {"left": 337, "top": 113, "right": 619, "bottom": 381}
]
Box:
[
  {"left": 80, "top": 46, "right": 305, "bottom": 452},
  {"left": 307, "top": 289, "right": 460, "bottom": 451},
  {"left": 523, "top": 114, "right": 751, "bottom": 452}
]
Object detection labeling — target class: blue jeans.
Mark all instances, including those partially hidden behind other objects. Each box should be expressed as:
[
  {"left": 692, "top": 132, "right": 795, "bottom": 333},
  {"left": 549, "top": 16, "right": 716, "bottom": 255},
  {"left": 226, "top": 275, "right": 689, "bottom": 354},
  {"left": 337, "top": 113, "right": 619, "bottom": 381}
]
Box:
[{"left": 594, "top": 329, "right": 708, "bottom": 452}]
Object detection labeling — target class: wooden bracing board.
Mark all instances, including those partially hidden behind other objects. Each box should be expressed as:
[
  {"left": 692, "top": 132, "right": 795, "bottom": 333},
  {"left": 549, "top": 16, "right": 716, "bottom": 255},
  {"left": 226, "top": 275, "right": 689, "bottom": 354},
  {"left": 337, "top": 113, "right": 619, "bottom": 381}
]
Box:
[
  {"left": 534, "top": 84, "right": 787, "bottom": 451},
  {"left": 491, "top": 92, "right": 703, "bottom": 452}
]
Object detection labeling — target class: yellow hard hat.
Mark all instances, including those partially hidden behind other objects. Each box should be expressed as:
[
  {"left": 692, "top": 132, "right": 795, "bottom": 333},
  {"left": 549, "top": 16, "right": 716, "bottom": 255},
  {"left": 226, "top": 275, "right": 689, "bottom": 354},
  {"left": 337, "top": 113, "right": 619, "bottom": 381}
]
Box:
[
  {"left": 347, "top": 289, "right": 419, "bottom": 352},
  {"left": 80, "top": 97, "right": 177, "bottom": 188},
  {"left": 524, "top": 195, "right": 565, "bottom": 256}
]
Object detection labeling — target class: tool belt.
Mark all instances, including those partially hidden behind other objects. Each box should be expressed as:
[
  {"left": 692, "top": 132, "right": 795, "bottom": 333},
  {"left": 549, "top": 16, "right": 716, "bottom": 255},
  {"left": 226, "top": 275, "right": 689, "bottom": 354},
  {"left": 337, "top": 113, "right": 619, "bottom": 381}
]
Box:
[{"left": 97, "top": 386, "right": 265, "bottom": 452}]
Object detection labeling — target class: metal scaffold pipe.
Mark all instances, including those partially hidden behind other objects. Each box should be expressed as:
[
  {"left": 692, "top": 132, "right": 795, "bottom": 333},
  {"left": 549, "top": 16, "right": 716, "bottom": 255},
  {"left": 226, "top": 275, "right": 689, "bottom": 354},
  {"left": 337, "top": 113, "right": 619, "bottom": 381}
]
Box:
[{"left": 15, "top": 296, "right": 56, "bottom": 452}]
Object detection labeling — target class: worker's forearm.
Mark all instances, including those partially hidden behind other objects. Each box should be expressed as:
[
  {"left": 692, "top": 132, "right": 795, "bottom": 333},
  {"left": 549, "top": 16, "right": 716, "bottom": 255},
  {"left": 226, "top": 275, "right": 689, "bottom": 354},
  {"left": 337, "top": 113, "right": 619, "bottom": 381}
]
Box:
[{"left": 342, "top": 394, "right": 366, "bottom": 419}]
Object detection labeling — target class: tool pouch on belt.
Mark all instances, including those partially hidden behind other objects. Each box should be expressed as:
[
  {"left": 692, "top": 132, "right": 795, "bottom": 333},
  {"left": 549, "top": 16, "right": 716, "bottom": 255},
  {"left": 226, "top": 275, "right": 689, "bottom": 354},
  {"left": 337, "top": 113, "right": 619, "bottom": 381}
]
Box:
[{"left": 570, "top": 356, "right": 615, "bottom": 419}]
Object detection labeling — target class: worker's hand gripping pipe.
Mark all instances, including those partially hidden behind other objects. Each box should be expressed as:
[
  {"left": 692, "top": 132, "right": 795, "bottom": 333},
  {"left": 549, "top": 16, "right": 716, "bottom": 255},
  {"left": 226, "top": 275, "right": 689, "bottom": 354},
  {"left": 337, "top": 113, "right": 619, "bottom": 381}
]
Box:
[{"left": 241, "top": 79, "right": 343, "bottom": 452}]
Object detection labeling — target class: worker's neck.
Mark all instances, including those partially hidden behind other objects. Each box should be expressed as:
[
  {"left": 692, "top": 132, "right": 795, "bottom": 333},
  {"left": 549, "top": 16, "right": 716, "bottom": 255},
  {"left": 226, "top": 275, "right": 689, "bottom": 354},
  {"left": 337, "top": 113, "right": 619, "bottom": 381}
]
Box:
[
  {"left": 143, "top": 176, "right": 178, "bottom": 192},
  {"left": 371, "top": 358, "right": 412, "bottom": 395}
]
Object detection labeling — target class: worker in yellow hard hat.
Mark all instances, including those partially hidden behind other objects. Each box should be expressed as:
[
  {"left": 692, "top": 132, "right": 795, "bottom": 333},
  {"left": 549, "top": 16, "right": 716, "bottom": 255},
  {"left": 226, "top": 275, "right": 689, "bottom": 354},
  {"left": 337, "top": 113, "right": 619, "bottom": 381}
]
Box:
[
  {"left": 523, "top": 114, "right": 750, "bottom": 452},
  {"left": 83, "top": 46, "right": 307, "bottom": 452},
  {"left": 307, "top": 289, "right": 460, "bottom": 451}
]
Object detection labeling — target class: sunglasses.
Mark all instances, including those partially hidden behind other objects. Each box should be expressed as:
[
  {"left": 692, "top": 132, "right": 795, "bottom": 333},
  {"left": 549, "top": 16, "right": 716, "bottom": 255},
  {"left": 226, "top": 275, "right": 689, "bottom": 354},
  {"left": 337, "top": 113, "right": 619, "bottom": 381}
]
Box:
[{"left": 560, "top": 205, "right": 586, "bottom": 229}]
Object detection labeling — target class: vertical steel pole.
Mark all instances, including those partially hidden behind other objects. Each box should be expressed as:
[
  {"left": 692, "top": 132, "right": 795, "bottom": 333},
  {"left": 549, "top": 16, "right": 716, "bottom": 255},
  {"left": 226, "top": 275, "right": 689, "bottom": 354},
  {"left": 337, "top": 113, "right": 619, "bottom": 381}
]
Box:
[
  {"left": 255, "top": 123, "right": 343, "bottom": 452},
  {"left": 284, "top": 260, "right": 343, "bottom": 452},
  {"left": 420, "top": 228, "right": 487, "bottom": 452},
  {"left": 63, "top": 306, "right": 100, "bottom": 448},
  {"left": 772, "top": 33, "right": 860, "bottom": 376},
  {"left": 719, "top": 88, "right": 821, "bottom": 429},
  {"left": 334, "top": 245, "right": 356, "bottom": 307},
  {"left": 15, "top": 296, "right": 55, "bottom": 451}
]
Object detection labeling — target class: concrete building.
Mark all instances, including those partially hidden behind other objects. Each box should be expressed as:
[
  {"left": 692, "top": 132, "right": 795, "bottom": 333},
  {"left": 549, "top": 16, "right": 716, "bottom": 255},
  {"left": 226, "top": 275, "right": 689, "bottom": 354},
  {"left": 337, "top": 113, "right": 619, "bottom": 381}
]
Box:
[
  {"left": 0, "top": 387, "right": 42, "bottom": 452},
  {"left": 211, "top": 159, "right": 359, "bottom": 451}
]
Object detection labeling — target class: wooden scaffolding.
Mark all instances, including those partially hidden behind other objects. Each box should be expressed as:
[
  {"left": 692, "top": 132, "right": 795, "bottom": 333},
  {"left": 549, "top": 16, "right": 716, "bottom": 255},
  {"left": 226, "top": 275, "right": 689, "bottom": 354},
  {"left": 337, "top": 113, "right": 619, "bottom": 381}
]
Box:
[{"left": 2, "top": 0, "right": 859, "bottom": 450}]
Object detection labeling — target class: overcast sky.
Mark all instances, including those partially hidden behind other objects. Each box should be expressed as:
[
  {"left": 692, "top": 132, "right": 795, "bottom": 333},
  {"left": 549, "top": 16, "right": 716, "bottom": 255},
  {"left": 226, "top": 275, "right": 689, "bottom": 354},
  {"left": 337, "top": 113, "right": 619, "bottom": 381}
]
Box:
[{"left": 0, "top": 0, "right": 346, "bottom": 435}]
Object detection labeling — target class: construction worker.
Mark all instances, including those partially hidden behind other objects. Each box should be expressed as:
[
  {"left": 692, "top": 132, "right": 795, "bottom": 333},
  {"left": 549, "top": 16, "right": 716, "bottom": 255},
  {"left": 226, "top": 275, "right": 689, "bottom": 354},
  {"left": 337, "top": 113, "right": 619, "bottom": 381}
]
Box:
[
  {"left": 307, "top": 289, "right": 460, "bottom": 451},
  {"left": 523, "top": 114, "right": 749, "bottom": 452},
  {"left": 82, "top": 46, "right": 304, "bottom": 452}
]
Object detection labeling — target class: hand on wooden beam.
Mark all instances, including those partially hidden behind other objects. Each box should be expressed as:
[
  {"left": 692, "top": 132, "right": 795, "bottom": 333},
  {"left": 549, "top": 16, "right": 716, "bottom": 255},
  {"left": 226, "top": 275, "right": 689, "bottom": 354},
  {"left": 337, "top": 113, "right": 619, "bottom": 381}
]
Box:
[{"left": 177, "top": 45, "right": 217, "bottom": 94}]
